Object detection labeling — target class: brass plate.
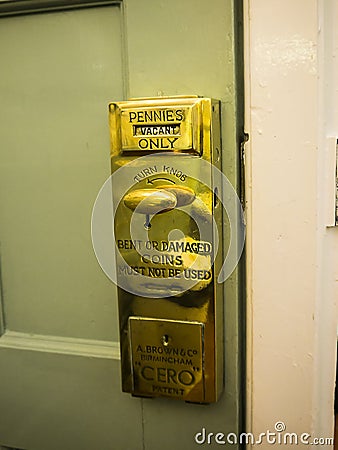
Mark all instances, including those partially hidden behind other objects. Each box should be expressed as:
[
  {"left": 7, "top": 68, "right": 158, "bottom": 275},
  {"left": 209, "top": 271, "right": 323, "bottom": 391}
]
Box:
[
  {"left": 129, "top": 317, "right": 205, "bottom": 402},
  {"left": 110, "top": 96, "right": 223, "bottom": 403},
  {"left": 109, "top": 97, "right": 204, "bottom": 154}
]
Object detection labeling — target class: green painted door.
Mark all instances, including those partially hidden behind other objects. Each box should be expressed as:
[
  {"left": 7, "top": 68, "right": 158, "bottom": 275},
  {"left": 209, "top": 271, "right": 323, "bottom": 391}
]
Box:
[{"left": 0, "top": 1, "right": 244, "bottom": 449}]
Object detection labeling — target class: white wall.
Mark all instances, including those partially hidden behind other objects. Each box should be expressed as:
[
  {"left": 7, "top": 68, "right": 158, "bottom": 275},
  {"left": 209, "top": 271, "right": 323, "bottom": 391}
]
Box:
[{"left": 244, "top": 0, "right": 338, "bottom": 448}]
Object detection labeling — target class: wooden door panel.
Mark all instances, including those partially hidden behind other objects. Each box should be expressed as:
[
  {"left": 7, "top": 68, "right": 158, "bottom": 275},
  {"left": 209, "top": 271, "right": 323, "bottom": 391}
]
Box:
[
  {"left": 0, "top": 347, "right": 142, "bottom": 450},
  {"left": 0, "top": 5, "right": 144, "bottom": 450},
  {"left": 0, "top": 6, "right": 121, "bottom": 340}
]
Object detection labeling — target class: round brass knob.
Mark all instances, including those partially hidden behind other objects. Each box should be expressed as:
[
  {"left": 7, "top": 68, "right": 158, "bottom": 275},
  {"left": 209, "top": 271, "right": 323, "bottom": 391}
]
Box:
[{"left": 123, "top": 189, "right": 177, "bottom": 214}]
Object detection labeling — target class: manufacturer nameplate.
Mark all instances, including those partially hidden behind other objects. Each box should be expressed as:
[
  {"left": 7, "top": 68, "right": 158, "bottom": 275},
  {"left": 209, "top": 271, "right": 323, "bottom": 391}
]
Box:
[
  {"left": 109, "top": 97, "right": 204, "bottom": 154},
  {"left": 129, "top": 317, "right": 205, "bottom": 402}
]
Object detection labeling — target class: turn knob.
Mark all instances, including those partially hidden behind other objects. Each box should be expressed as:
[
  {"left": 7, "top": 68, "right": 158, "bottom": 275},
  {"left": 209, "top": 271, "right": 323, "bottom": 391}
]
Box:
[
  {"left": 123, "top": 189, "right": 177, "bottom": 214},
  {"left": 156, "top": 185, "right": 195, "bottom": 207},
  {"left": 123, "top": 185, "right": 195, "bottom": 214}
]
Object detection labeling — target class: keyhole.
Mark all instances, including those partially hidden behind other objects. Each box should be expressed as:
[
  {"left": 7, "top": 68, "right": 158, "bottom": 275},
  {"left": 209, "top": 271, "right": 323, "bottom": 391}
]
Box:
[{"left": 161, "top": 334, "right": 170, "bottom": 346}]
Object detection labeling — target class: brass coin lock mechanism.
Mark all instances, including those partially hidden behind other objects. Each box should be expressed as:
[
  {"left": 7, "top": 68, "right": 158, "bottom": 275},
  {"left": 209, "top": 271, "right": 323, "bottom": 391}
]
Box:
[{"left": 109, "top": 96, "right": 223, "bottom": 403}]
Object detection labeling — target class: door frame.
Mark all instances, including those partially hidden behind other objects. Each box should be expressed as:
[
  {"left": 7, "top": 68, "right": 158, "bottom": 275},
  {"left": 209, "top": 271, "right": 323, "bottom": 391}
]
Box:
[{"left": 244, "top": 0, "right": 337, "bottom": 446}]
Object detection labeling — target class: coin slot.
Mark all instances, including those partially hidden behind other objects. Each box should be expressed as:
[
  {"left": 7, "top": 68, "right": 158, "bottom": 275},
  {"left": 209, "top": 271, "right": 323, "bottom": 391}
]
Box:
[
  {"left": 215, "top": 147, "right": 220, "bottom": 162},
  {"left": 214, "top": 187, "right": 219, "bottom": 207}
]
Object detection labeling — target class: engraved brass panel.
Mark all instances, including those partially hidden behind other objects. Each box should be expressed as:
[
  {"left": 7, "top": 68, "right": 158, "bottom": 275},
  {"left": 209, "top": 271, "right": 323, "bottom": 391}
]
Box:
[
  {"left": 129, "top": 318, "right": 204, "bottom": 401},
  {"left": 109, "top": 96, "right": 203, "bottom": 155}
]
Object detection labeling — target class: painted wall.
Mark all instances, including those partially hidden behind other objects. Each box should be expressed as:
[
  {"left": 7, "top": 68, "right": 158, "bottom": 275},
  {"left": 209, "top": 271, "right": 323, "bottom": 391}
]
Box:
[{"left": 244, "top": 0, "right": 338, "bottom": 448}]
